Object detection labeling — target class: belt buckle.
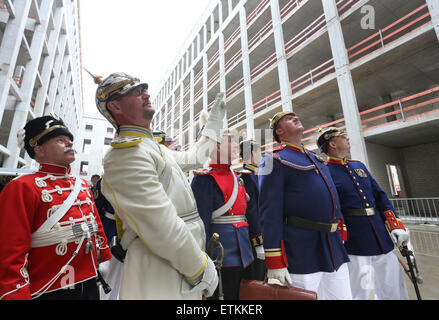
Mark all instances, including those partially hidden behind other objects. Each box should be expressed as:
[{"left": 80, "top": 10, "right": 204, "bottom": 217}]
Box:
[
  {"left": 366, "top": 208, "right": 375, "bottom": 216},
  {"left": 330, "top": 222, "right": 338, "bottom": 233}
]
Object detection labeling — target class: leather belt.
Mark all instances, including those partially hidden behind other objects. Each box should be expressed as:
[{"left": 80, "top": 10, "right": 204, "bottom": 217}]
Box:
[
  {"left": 212, "top": 215, "right": 247, "bottom": 224},
  {"left": 342, "top": 207, "right": 376, "bottom": 216},
  {"left": 285, "top": 216, "right": 338, "bottom": 233}
]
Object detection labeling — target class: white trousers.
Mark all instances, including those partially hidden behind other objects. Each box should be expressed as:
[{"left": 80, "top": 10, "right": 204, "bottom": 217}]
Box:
[
  {"left": 290, "top": 263, "right": 352, "bottom": 300},
  {"left": 99, "top": 256, "right": 123, "bottom": 300},
  {"left": 347, "top": 251, "right": 409, "bottom": 300}
]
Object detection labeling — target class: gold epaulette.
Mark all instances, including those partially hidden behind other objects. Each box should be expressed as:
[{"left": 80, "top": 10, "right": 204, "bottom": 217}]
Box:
[{"left": 110, "top": 136, "right": 143, "bottom": 149}]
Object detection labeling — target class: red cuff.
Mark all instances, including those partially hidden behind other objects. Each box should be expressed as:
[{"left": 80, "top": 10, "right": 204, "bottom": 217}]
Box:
[
  {"left": 384, "top": 210, "right": 405, "bottom": 231},
  {"left": 265, "top": 240, "right": 288, "bottom": 269}
]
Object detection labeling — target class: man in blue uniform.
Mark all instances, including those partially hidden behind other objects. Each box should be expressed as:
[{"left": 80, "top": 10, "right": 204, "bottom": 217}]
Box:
[
  {"left": 191, "top": 131, "right": 264, "bottom": 300},
  {"left": 259, "top": 112, "right": 351, "bottom": 300},
  {"left": 238, "top": 138, "right": 266, "bottom": 281},
  {"left": 92, "top": 177, "right": 122, "bottom": 300},
  {"left": 317, "top": 127, "right": 409, "bottom": 300}
]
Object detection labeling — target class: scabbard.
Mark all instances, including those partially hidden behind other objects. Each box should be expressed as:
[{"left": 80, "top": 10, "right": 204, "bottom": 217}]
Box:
[{"left": 401, "top": 246, "right": 422, "bottom": 300}]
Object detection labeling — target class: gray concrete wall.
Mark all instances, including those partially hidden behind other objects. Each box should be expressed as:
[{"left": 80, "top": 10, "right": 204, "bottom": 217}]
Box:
[
  {"left": 401, "top": 141, "right": 439, "bottom": 198},
  {"left": 366, "top": 141, "right": 439, "bottom": 198}
]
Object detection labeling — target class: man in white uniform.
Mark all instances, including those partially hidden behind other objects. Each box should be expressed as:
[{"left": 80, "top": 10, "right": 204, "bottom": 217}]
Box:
[{"left": 91, "top": 72, "right": 223, "bottom": 299}]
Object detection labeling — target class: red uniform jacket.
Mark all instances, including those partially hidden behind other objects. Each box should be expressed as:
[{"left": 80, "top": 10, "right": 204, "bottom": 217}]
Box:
[{"left": 0, "top": 163, "right": 111, "bottom": 300}]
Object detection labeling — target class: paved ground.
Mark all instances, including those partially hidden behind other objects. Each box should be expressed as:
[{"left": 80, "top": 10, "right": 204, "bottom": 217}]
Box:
[{"left": 396, "top": 223, "right": 439, "bottom": 300}]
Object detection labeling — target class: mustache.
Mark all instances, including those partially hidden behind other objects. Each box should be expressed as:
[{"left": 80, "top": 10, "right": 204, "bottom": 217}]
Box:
[{"left": 64, "top": 147, "right": 77, "bottom": 154}]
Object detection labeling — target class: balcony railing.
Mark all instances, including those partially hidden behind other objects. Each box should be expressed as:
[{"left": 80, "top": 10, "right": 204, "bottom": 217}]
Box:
[
  {"left": 243, "top": 4, "right": 434, "bottom": 131},
  {"left": 280, "top": 0, "right": 306, "bottom": 22},
  {"left": 347, "top": 4, "right": 432, "bottom": 64},
  {"left": 360, "top": 86, "right": 439, "bottom": 132},
  {"left": 392, "top": 198, "right": 439, "bottom": 224},
  {"left": 336, "top": 0, "right": 364, "bottom": 18},
  {"left": 260, "top": 84, "right": 439, "bottom": 152},
  {"left": 247, "top": 0, "right": 270, "bottom": 25},
  {"left": 301, "top": 85, "right": 439, "bottom": 146}
]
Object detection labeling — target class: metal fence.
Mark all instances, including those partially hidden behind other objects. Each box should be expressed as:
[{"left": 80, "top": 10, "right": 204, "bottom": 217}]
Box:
[
  {"left": 408, "top": 229, "right": 439, "bottom": 258},
  {"left": 391, "top": 198, "right": 439, "bottom": 224}
]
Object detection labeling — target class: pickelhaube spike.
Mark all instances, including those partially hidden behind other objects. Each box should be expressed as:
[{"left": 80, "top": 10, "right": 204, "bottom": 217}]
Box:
[{"left": 83, "top": 67, "right": 103, "bottom": 85}]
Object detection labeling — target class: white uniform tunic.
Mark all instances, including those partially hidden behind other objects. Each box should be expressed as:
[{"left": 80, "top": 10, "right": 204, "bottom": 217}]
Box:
[{"left": 101, "top": 125, "right": 216, "bottom": 299}]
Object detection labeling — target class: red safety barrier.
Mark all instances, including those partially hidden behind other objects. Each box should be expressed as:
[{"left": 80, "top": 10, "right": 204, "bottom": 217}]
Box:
[{"left": 347, "top": 4, "right": 431, "bottom": 63}]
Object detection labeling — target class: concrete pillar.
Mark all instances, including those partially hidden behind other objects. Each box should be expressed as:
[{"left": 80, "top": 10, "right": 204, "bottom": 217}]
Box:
[
  {"left": 171, "top": 93, "right": 175, "bottom": 137},
  {"left": 46, "top": 34, "right": 67, "bottom": 115},
  {"left": 322, "top": 0, "right": 369, "bottom": 166},
  {"left": 239, "top": 6, "right": 255, "bottom": 139},
  {"left": 218, "top": 2, "right": 226, "bottom": 93},
  {"left": 426, "top": 0, "right": 439, "bottom": 41},
  {"left": 269, "top": 0, "right": 293, "bottom": 112},
  {"left": 0, "top": 0, "right": 32, "bottom": 125},
  {"left": 210, "top": 13, "right": 215, "bottom": 40},
  {"left": 189, "top": 70, "right": 195, "bottom": 148},
  {"left": 191, "top": 42, "right": 195, "bottom": 66},
  {"left": 34, "top": 7, "right": 64, "bottom": 116},
  {"left": 5, "top": 0, "right": 53, "bottom": 168},
  {"left": 164, "top": 102, "right": 168, "bottom": 133},
  {"left": 203, "top": 24, "right": 207, "bottom": 49},
  {"left": 202, "top": 54, "right": 208, "bottom": 110},
  {"left": 53, "top": 57, "right": 70, "bottom": 115},
  {"left": 179, "top": 83, "right": 184, "bottom": 145}
]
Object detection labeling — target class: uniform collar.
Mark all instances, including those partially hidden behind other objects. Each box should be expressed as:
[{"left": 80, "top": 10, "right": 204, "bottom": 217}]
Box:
[
  {"left": 327, "top": 156, "right": 348, "bottom": 165},
  {"left": 119, "top": 125, "right": 153, "bottom": 139},
  {"left": 243, "top": 163, "right": 259, "bottom": 174},
  {"left": 281, "top": 141, "right": 306, "bottom": 153},
  {"left": 39, "top": 163, "right": 71, "bottom": 175},
  {"left": 209, "top": 163, "right": 231, "bottom": 171}
]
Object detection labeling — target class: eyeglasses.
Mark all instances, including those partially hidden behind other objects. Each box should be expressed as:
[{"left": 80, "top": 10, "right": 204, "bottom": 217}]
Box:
[
  {"left": 129, "top": 86, "right": 148, "bottom": 97},
  {"left": 107, "top": 86, "right": 148, "bottom": 102}
]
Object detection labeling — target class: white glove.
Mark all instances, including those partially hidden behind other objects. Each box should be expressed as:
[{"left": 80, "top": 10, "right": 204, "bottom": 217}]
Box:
[
  {"left": 390, "top": 229, "right": 409, "bottom": 248},
  {"left": 267, "top": 268, "right": 292, "bottom": 287},
  {"left": 98, "top": 260, "right": 111, "bottom": 280},
  {"left": 181, "top": 254, "right": 219, "bottom": 297},
  {"left": 202, "top": 92, "right": 226, "bottom": 143},
  {"left": 255, "top": 245, "right": 265, "bottom": 260}
]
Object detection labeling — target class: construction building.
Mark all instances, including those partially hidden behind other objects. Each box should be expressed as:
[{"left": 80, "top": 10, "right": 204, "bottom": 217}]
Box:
[
  {"left": 0, "top": 0, "right": 83, "bottom": 174},
  {"left": 75, "top": 113, "right": 115, "bottom": 182},
  {"left": 151, "top": 0, "right": 439, "bottom": 207}
]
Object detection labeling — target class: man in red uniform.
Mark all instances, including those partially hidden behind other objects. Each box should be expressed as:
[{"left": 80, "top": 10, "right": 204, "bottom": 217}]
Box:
[
  {"left": 191, "top": 130, "right": 263, "bottom": 300},
  {"left": 0, "top": 116, "right": 112, "bottom": 300}
]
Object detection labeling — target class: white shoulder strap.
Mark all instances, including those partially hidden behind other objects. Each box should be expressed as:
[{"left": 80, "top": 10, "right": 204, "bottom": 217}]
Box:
[
  {"left": 211, "top": 169, "right": 239, "bottom": 220},
  {"left": 36, "top": 176, "right": 82, "bottom": 232}
]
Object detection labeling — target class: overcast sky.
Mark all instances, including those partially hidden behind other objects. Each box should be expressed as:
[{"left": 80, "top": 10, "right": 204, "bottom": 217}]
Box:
[{"left": 79, "top": 0, "right": 210, "bottom": 115}]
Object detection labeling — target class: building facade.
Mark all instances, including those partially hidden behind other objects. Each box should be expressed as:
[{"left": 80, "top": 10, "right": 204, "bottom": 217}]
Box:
[
  {"left": 0, "top": 0, "right": 83, "bottom": 174},
  {"left": 151, "top": 0, "right": 439, "bottom": 201},
  {"left": 75, "top": 113, "right": 115, "bottom": 182}
]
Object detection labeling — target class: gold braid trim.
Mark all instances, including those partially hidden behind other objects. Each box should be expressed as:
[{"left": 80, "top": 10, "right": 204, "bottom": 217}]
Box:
[{"left": 29, "top": 125, "right": 66, "bottom": 147}]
